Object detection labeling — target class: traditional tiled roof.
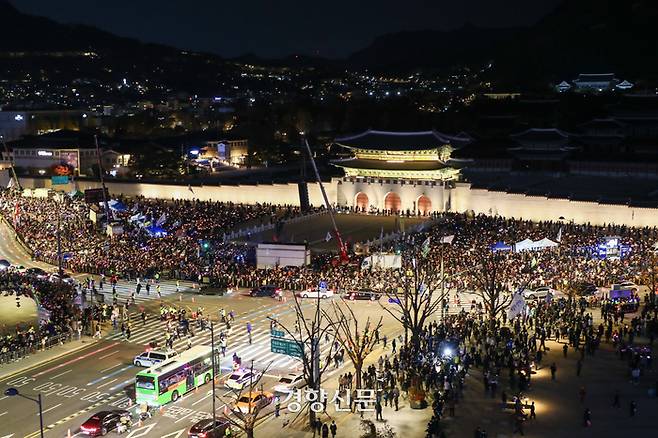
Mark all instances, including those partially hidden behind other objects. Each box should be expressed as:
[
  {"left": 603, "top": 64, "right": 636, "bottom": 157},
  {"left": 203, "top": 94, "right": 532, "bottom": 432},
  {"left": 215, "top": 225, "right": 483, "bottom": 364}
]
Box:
[
  {"left": 574, "top": 73, "right": 617, "bottom": 83},
  {"left": 332, "top": 158, "right": 448, "bottom": 171},
  {"left": 334, "top": 129, "right": 470, "bottom": 151},
  {"left": 510, "top": 128, "right": 572, "bottom": 142}
]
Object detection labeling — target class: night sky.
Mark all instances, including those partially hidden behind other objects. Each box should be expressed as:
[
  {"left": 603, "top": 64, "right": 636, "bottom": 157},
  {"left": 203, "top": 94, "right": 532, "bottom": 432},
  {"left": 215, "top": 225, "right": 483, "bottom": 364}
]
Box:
[{"left": 14, "top": 0, "right": 561, "bottom": 58}]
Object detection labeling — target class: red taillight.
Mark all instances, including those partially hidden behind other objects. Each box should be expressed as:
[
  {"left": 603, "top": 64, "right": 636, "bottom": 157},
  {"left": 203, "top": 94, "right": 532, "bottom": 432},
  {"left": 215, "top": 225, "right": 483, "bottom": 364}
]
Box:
[{"left": 199, "top": 433, "right": 207, "bottom": 438}]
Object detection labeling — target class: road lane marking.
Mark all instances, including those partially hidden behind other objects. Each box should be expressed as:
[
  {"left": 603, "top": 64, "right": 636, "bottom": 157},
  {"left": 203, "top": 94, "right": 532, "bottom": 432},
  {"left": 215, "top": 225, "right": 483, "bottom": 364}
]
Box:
[
  {"left": 97, "top": 349, "right": 120, "bottom": 360},
  {"left": 96, "top": 378, "right": 118, "bottom": 389},
  {"left": 100, "top": 363, "right": 122, "bottom": 373},
  {"left": 0, "top": 411, "right": 7, "bottom": 417},
  {"left": 38, "top": 403, "right": 62, "bottom": 415},
  {"left": 51, "top": 369, "right": 73, "bottom": 379},
  {"left": 32, "top": 342, "right": 120, "bottom": 378},
  {"left": 87, "top": 365, "right": 133, "bottom": 386},
  {"left": 108, "top": 378, "right": 133, "bottom": 392},
  {"left": 191, "top": 393, "right": 212, "bottom": 406}
]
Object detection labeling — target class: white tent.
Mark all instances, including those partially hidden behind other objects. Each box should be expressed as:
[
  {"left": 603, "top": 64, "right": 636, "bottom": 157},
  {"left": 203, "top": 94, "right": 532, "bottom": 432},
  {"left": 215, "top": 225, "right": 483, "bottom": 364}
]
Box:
[
  {"left": 514, "top": 239, "right": 535, "bottom": 252},
  {"left": 515, "top": 238, "right": 558, "bottom": 252},
  {"left": 531, "top": 238, "right": 559, "bottom": 250}
]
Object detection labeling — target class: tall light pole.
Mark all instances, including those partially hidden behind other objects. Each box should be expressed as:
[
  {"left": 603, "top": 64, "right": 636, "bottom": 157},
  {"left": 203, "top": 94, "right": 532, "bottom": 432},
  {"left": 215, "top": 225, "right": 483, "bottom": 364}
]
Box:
[
  {"left": 5, "top": 388, "right": 44, "bottom": 438},
  {"left": 210, "top": 322, "right": 217, "bottom": 429}
]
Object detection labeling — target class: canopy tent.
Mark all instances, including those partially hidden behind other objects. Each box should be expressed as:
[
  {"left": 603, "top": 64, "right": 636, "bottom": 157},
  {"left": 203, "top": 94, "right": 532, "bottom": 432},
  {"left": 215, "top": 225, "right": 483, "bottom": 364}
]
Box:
[
  {"left": 68, "top": 190, "right": 83, "bottom": 199},
  {"left": 515, "top": 237, "right": 559, "bottom": 252},
  {"left": 514, "top": 239, "right": 535, "bottom": 252},
  {"left": 491, "top": 241, "right": 512, "bottom": 252},
  {"left": 107, "top": 200, "right": 128, "bottom": 212},
  {"left": 145, "top": 225, "right": 167, "bottom": 237},
  {"left": 533, "top": 238, "right": 558, "bottom": 249}
]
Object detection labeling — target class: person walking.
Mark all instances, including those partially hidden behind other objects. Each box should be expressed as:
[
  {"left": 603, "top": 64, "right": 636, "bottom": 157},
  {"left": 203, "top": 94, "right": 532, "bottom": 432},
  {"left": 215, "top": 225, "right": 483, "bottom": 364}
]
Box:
[
  {"left": 529, "top": 401, "right": 536, "bottom": 420},
  {"left": 393, "top": 387, "right": 400, "bottom": 411},
  {"left": 322, "top": 423, "right": 329, "bottom": 438},
  {"left": 563, "top": 343, "right": 568, "bottom": 358},
  {"left": 583, "top": 408, "right": 592, "bottom": 427},
  {"left": 274, "top": 396, "right": 281, "bottom": 417},
  {"left": 330, "top": 420, "right": 337, "bottom": 438},
  {"left": 246, "top": 321, "right": 252, "bottom": 344},
  {"left": 550, "top": 362, "right": 557, "bottom": 380},
  {"left": 579, "top": 386, "right": 586, "bottom": 404},
  {"left": 375, "top": 400, "right": 383, "bottom": 421}
]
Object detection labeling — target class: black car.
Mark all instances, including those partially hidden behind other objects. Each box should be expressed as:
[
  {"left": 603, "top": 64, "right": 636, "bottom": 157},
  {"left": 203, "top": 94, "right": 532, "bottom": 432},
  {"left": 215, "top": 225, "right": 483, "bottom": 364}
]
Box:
[
  {"left": 574, "top": 282, "right": 599, "bottom": 296},
  {"left": 188, "top": 418, "right": 231, "bottom": 438},
  {"left": 344, "top": 290, "right": 381, "bottom": 301},
  {"left": 25, "top": 267, "right": 49, "bottom": 278},
  {"left": 80, "top": 410, "right": 130, "bottom": 436},
  {"left": 250, "top": 285, "right": 281, "bottom": 297}
]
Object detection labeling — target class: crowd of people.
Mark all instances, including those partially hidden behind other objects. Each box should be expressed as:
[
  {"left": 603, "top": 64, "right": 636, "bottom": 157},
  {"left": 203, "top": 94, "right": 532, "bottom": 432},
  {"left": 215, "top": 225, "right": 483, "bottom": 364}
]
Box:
[{"left": 0, "top": 269, "right": 79, "bottom": 362}]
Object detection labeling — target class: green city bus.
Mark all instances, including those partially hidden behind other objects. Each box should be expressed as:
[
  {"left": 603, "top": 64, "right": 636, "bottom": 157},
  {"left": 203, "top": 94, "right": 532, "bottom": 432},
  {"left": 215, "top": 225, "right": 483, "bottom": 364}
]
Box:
[{"left": 135, "top": 345, "right": 219, "bottom": 406}]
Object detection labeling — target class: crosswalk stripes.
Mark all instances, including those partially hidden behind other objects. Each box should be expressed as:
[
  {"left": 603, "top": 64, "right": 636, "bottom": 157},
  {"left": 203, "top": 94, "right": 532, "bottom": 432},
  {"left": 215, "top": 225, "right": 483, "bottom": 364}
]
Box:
[
  {"left": 104, "top": 299, "right": 331, "bottom": 372},
  {"left": 93, "top": 280, "right": 191, "bottom": 304}
]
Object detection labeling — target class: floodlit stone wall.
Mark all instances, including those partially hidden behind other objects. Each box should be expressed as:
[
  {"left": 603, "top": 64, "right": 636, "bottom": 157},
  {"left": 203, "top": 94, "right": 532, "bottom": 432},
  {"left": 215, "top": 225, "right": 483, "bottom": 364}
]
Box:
[{"left": 13, "top": 173, "right": 658, "bottom": 227}]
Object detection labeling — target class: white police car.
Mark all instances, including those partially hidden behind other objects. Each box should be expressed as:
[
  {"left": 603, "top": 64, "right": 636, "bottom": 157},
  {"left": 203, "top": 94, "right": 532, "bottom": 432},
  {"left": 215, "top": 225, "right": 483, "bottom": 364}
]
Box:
[{"left": 133, "top": 350, "right": 177, "bottom": 367}]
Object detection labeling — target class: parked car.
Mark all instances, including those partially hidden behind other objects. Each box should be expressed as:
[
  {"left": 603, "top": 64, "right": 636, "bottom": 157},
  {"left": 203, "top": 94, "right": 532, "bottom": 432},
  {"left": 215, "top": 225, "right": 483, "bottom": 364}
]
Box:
[
  {"left": 250, "top": 285, "right": 282, "bottom": 298},
  {"left": 225, "top": 370, "right": 262, "bottom": 391},
  {"left": 523, "top": 286, "right": 561, "bottom": 301},
  {"left": 25, "top": 267, "right": 49, "bottom": 279},
  {"left": 273, "top": 373, "right": 306, "bottom": 394},
  {"left": 188, "top": 418, "right": 231, "bottom": 438},
  {"left": 133, "top": 349, "right": 177, "bottom": 367},
  {"left": 612, "top": 281, "right": 638, "bottom": 292},
  {"left": 344, "top": 290, "right": 381, "bottom": 301},
  {"left": 49, "top": 272, "right": 77, "bottom": 285},
  {"left": 79, "top": 410, "right": 131, "bottom": 436},
  {"left": 234, "top": 391, "right": 273, "bottom": 413},
  {"left": 298, "top": 289, "right": 333, "bottom": 299},
  {"left": 574, "top": 282, "right": 599, "bottom": 296}
]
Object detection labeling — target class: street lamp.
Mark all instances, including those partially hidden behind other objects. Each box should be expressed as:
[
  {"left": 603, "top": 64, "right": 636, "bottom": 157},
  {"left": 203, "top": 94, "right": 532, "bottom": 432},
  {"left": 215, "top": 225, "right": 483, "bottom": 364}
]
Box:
[{"left": 4, "top": 387, "right": 44, "bottom": 438}]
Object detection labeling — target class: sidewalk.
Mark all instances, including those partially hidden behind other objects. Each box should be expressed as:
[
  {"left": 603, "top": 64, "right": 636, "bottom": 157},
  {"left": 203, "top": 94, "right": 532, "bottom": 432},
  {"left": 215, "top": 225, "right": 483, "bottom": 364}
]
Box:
[{"left": 0, "top": 335, "right": 100, "bottom": 381}]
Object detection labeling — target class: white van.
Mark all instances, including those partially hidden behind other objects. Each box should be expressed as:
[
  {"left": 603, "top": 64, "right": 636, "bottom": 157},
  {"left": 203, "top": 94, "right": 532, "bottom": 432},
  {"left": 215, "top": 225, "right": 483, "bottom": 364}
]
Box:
[{"left": 133, "top": 350, "right": 177, "bottom": 367}]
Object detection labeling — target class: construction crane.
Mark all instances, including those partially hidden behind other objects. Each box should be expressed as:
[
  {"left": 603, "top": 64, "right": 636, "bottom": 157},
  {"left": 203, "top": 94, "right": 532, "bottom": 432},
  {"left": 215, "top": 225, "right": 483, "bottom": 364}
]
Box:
[{"left": 302, "top": 136, "right": 349, "bottom": 262}]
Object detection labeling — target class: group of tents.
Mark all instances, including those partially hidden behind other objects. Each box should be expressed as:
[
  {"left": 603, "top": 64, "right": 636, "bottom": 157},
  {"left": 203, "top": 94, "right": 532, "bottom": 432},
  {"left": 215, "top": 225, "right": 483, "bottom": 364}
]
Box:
[{"left": 491, "top": 238, "right": 559, "bottom": 253}]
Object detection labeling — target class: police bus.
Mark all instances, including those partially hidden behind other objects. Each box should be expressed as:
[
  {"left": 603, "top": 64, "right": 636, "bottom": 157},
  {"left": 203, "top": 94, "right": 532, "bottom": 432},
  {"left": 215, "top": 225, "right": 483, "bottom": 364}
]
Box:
[{"left": 135, "top": 345, "right": 219, "bottom": 406}]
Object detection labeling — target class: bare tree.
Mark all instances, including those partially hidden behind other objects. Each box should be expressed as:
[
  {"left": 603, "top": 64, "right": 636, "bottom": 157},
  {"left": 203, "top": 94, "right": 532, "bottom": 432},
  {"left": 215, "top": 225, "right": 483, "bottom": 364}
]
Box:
[
  {"left": 218, "top": 361, "right": 272, "bottom": 438},
  {"left": 267, "top": 292, "right": 338, "bottom": 428},
  {"left": 467, "top": 248, "right": 534, "bottom": 321},
  {"left": 380, "top": 248, "right": 456, "bottom": 355},
  {"left": 324, "top": 299, "right": 383, "bottom": 389}
]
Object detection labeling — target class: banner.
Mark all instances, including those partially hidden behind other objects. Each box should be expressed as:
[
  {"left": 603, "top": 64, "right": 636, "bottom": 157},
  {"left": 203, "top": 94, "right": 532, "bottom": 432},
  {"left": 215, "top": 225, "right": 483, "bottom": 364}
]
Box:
[{"left": 506, "top": 292, "right": 526, "bottom": 320}]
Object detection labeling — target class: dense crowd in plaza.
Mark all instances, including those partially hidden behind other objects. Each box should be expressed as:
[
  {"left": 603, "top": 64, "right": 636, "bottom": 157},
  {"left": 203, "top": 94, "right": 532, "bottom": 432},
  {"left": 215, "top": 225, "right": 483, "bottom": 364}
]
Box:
[
  {"left": 0, "top": 270, "right": 79, "bottom": 361},
  {"left": 2, "top": 188, "right": 658, "bottom": 299},
  {"left": 0, "top": 189, "right": 316, "bottom": 280}
]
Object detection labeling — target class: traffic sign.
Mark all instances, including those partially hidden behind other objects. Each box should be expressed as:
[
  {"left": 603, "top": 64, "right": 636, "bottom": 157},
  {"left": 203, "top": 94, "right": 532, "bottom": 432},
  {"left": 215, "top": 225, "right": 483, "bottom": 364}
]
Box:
[
  {"left": 319, "top": 281, "right": 327, "bottom": 292},
  {"left": 271, "top": 337, "right": 304, "bottom": 358},
  {"left": 51, "top": 175, "right": 69, "bottom": 185},
  {"left": 271, "top": 328, "right": 285, "bottom": 338}
]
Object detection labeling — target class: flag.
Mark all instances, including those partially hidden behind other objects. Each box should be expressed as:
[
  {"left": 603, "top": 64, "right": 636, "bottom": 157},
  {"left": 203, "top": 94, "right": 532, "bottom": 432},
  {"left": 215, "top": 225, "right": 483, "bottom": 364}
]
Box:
[
  {"left": 360, "top": 257, "right": 371, "bottom": 270},
  {"left": 156, "top": 212, "right": 167, "bottom": 227},
  {"left": 530, "top": 257, "right": 538, "bottom": 269},
  {"left": 132, "top": 202, "right": 139, "bottom": 213},
  {"left": 440, "top": 235, "right": 455, "bottom": 244},
  {"left": 325, "top": 231, "right": 332, "bottom": 242},
  {"left": 188, "top": 185, "right": 194, "bottom": 194},
  {"left": 171, "top": 220, "right": 181, "bottom": 229},
  {"left": 421, "top": 236, "right": 431, "bottom": 258},
  {"left": 6, "top": 178, "right": 13, "bottom": 189},
  {"left": 556, "top": 227, "right": 562, "bottom": 243},
  {"left": 507, "top": 292, "right": 526, "bottom": 320}
]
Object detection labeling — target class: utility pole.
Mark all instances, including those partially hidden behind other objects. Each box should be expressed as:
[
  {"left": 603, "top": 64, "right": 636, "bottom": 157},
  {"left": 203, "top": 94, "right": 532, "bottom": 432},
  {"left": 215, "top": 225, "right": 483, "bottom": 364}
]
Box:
[
  {"left": 211, "top": 322, "right": 217, "bottom": 429},
  {"left": 1, "top": 134, "right": 21, "bottom": 191},
  {"left": 94, "top": 135, "right": 112, "bottom": 224},
  {"left": 56, "top": 200, "right": 63, "bottom": 278}
]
